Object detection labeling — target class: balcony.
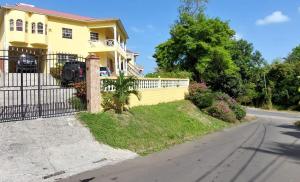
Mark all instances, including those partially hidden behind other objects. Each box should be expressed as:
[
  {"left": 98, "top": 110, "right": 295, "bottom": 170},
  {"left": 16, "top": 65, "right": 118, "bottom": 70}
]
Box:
[
  {"left": 9, "top": 31, "right": 28, "bottom": 44},
  {"left": 89, "top": 39, "right": 126, "bottom": 57},
  {"left": 30, "top": 34, "right": 48, "bottom": 46}
]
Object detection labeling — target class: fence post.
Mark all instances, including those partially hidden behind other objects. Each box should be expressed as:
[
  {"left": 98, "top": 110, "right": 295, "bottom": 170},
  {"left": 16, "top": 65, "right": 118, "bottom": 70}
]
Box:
[
  {"left": 158, "top": 76, "right": 161, "bottom": 88},
  {"left": 86, "top": 55, "right": 101, "bottom": 113}
]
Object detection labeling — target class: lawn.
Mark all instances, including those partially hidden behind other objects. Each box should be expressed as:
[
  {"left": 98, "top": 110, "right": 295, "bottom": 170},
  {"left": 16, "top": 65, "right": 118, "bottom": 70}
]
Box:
[{"left": 79, "top": 100, "right": 233, "bottom": 155}]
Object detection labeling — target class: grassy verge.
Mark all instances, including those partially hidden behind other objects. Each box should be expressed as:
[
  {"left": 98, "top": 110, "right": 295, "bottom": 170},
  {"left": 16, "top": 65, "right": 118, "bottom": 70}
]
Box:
[{"left": 79, "top": 100, "right": 234, "bottom": 155}]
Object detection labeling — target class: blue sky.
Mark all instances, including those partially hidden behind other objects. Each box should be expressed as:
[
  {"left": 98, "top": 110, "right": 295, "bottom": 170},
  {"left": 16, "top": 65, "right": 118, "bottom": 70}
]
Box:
[{"left": 1, "top": 0, "right": 300, "bottom": 73}]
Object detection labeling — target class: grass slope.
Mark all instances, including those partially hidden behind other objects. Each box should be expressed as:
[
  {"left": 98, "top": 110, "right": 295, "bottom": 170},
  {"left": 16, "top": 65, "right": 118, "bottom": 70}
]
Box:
[{"left": 79, "top": 100, "right": 232, "bottom": 155}]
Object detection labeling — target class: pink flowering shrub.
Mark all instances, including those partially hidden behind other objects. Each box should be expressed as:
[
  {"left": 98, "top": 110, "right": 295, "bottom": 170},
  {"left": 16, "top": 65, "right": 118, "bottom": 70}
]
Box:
[
  {"left": 207, "top": 101, "right": 238, "bottom": 123},
  {"left": 188, "top": 82, "right": 209, "bottom": 96}
]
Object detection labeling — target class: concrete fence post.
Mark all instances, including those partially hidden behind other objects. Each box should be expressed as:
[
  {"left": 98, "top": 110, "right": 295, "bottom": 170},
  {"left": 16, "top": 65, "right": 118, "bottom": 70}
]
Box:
[
  {"left": 158, "top": 76, "right": 161, "bottom": 88},
  {"left": 86, "top": 55, "right": 101, "bottom": 113}
]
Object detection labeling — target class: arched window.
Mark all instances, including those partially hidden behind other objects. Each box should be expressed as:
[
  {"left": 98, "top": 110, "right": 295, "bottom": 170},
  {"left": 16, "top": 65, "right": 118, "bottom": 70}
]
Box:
[
  {"left": 9, "top": 19, "right": 14, "bottom": 31},
  {"left": 16, "top": 19, "right": 23, "bottom": 31},
  {"left": 32, "top": 23, "right": 36, "bottom": 33},
  {"left": 37, "top": 22, "right": 43, "bottom": 34}
]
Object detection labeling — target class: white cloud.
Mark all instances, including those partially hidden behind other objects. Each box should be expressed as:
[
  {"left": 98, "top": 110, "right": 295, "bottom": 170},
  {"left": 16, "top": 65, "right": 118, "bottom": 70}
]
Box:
[
  {"left": 256, "top": 11, "right": 290, "bottom": 25},
  {"left": 130, "top": 26, "right": 144, "bottom": 33}
]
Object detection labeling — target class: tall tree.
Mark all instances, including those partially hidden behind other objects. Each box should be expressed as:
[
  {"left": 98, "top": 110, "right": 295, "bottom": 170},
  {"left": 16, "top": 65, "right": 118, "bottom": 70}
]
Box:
[
  {"left": 286, "top": 45, "right": 300, "bottom": 64},
  {"left": 179, "top": 0, "right": 208, "bottom": 16}
]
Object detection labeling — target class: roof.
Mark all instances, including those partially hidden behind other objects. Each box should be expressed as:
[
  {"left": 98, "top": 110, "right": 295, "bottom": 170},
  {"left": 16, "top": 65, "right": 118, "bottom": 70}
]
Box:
[
  {"left": 127, "top": 49, "right": 139, "bottom": 55},
  {"left": 1, "top": 3, "right": 129, "bottom": 38}
]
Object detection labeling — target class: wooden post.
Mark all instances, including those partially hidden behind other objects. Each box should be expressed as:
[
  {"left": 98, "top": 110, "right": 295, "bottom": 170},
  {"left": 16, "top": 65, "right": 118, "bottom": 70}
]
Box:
[{"left": 86, "top": 55, "right": 101, "bottom": 113}]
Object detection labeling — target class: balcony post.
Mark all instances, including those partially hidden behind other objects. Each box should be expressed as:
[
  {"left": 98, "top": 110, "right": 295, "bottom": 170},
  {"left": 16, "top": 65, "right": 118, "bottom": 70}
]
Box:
[
  {"left": 113, "top": 26, "right": 117, "bottom": 46},
  {"left": 114, "top": 51, "right": 119, "bottom": 75}
]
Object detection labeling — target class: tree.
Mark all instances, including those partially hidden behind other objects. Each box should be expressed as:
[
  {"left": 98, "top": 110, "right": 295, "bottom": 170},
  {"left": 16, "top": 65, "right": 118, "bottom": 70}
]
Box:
[
  {"left": 103, "top": 72, "right": 141, "bottom": 113},
  {"left": 286, "top": 45, "right": 300, "bottom": 64},
  {"left": 267, "top": 62, "right": 300, "bottom": 107},
  {"left": 179, "top": 0, "right": 208, "bottom": 16},
  {"left": 153, "top": 13, "right": 241, "bottom": 96}
]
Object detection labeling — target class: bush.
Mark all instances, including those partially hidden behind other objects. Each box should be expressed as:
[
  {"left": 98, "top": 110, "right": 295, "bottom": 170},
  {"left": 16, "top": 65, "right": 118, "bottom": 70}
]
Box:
[
  {"left": 145, "top": 71, "right": 192, "bottom": 79},
  {"left": 69, "top": 96, "right": 87, "bottom": 110},
  {"left": 72, "top": 82, "right": 87, "bottom": 101},
  {"left": 188, "top": 82, "right": 208, "bottom": 96},
  {"left": 189, "top": 91, "right": 214, "bottom": 109},
  {"left": 214, "top": 92, "right": 246, "bottom": 120},
  {"left": 295, "top": 121, "right": 300, "bottom": 128},
  {"left": 231, "top": 104, "right": 246, "bottom": 120},
  {"left": 207, "top": 101, "right": 238, "bottom": 123},
  {"left": 50, "top": 66, "right": 62, "bottom": 80},
  {"left": 101, "top": 92, "right": 115, "bottom": 111}
]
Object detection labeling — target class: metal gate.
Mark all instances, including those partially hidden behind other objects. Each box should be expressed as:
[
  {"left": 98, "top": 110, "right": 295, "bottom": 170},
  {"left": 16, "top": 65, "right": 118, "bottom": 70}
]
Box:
[{"left": 0, "top": 48, "right": 87, "bottom": 122}]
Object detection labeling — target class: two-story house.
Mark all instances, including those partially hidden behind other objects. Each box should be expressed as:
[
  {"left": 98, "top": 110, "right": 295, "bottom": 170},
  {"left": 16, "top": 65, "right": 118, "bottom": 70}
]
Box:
[{"left": 0, "top": 3, "right": 142, "bottom": 76}]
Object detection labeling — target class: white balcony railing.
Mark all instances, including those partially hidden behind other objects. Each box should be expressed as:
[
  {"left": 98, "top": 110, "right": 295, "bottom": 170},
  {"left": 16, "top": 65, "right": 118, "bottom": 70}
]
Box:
[
  {"left": 101, "top": 78, "right": 190, "bottom": 92},
  {"left": 89, "top": 39, "right": 126, "bottom": 52}
]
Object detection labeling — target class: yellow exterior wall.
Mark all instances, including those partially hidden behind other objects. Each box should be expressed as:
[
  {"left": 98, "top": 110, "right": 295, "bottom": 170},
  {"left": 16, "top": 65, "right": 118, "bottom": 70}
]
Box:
[
  {"left": 47, "top": 17, "right": 89, "bottom": 57},
  {"left": 128, "top": 88, "right": 189, "bottom": 107},
  {"left": 1, "top": 8, "right": 127, "bottom": 58}
]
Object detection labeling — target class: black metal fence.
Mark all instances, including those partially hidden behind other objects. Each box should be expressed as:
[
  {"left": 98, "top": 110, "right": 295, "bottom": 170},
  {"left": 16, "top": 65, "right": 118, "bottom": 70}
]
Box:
[{"left": 0, "top": 48, "right": 87, "bottom": 122}]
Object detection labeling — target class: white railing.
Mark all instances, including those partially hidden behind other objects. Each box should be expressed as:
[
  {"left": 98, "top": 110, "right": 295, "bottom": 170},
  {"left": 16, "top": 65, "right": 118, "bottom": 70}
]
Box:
[
  {"left": 89, "top": 39, "right": 126, "bottom": 52},
  {"left": 101, "top": 78, "right": 190, "bottom": 92}
]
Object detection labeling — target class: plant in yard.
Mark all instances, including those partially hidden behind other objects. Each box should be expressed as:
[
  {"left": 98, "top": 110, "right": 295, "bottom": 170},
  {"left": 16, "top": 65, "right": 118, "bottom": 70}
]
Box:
[
  {"left": 102, "top": 72, "right": 141, "bottom": 113},
  {"left": 206, "top": 101, "right": 238, "bottom": 123}
]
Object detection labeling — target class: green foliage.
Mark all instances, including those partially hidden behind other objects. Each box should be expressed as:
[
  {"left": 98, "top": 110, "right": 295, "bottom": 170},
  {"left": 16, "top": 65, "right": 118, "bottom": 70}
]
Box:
[
  {"left": 145, "top": 70, "right": 192, "bottom": 79},
  {"left": 267, "top": 62, "right": 300, "bottom": 107},
  {"left": 79, "top": 100, "right": 230, "bottom": 155},
  {"left": 69, "top": 96, "right": 86, "bottom": 110},
  {"left": 188, "top": 84, "right": 246, "bottom": 121},
  {"left": 50, "top": 66, "right": 62, "bottom": 80},
  {"left": 72, "top": 81, "right": 87, "bottom": 101},
  {"left": 286, "top": 45, "right": 300, "bottom": 64},
  {"left": 179, "top": 0, "right": 208, "bottom": 16},
  {"left": 188, "top": 82, "right": 208, "bottom": 95},
  {"left": 101, "top": 92, "right": 115, "bottom": 112},
  {"left": 102, "top": 72, "right": 141, "bottom": 113},
  {"left": 189, "top": 91, "right": 215, "bottom": 109}
]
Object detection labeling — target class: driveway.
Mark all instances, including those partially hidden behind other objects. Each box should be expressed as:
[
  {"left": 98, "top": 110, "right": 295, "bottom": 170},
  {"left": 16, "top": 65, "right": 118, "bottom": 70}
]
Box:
[
  {"left": 0, "top": 116, "right": 137, "bottom": 182},
  {"left": 61, "top": 109, "right": 300, "bottom": 182}
]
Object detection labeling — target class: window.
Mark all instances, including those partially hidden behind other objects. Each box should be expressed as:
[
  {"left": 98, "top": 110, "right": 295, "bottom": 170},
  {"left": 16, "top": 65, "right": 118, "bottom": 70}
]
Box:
[
  {"left": 25, "top": 21, "right": 28, "bottom": 33},
  {"left": 62, "top": 28, "right": 72, "bottom": 39},
  {"left": 16, "top": 19, "right": 23, "bottom": 31},
  {"left": 90, "top": 32, "right": 99, "bottom": 41},
  {"left": 9, "top": 19, "right": 14, "bottom": 31},
  {"left": 57, "top": 54, "right": 78, "bottom": 64},
  {"left": 32, "top": 23, "right": 36, "bottom": 33},
  {"left": 37, "top": 22, "right": 43, "bottom": 34}
]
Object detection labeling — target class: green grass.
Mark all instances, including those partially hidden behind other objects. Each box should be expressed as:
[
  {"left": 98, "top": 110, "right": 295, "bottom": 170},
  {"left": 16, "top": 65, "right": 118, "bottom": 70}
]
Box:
[{"left": 79, "top": 100, "right": 233, "bottom": 155}]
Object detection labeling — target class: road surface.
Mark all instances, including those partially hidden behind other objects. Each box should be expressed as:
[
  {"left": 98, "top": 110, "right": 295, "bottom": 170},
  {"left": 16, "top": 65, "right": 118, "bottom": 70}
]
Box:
[{"left": 61, "top": 108, "right": 300, "bottom": 182}]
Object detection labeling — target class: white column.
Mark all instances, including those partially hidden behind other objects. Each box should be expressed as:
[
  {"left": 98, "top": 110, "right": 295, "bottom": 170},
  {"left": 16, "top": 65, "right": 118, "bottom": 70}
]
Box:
[
  {"left": 113, "top": 26, "right": 117, "bottom": 46},
  {"left": 124, "top": 59, "right": 128, "bottom": 76},
  {"left": 118, "top": 34, "right": 121, "bottom": 44},
  {"left": 114, "top": 51, "right": 118, "bottom": 75}
]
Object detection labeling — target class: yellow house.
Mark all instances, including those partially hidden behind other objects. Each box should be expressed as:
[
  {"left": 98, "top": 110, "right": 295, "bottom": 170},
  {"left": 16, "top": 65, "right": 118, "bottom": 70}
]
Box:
[{"left": 0, "top": 3, "right": 142, "bottom": 76}]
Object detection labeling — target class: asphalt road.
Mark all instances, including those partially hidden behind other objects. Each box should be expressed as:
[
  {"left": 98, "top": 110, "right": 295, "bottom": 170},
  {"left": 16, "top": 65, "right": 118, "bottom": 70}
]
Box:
[{"left": 61, "top": 108, "right": 300, "bottom": 182}]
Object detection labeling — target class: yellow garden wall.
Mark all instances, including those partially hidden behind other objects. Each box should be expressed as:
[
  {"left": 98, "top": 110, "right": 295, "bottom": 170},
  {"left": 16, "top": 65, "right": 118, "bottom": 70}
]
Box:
[{"left": 129, "top": 87, "right": 189, "bottom": 107}]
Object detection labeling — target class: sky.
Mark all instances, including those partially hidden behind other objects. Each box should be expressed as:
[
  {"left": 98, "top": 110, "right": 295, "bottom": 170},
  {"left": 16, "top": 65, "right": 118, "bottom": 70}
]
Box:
[{"left": 1, "top": 0, "right": 300, "bottom": 73}]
